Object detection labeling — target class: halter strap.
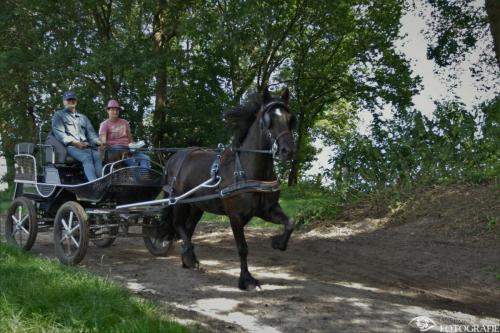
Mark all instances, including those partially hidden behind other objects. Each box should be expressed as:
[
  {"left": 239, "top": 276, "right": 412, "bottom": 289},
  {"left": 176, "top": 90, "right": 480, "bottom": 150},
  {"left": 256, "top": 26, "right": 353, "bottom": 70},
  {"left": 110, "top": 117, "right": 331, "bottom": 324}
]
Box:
[{"left": 261, "top": 101, "right": 289, "bottom": 113}]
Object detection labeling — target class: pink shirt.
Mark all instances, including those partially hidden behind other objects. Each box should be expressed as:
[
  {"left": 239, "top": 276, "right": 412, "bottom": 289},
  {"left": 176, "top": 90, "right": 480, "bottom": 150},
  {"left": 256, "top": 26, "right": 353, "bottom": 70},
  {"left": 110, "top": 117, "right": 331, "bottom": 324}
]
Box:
[{"left": 99, "top": 118, "right": 131, "bottom": 146}]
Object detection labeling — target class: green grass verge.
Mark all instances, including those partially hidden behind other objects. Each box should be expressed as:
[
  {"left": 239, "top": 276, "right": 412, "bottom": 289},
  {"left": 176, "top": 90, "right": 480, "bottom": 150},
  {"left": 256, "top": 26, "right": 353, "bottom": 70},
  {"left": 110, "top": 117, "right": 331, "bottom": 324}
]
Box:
[{"left": 0, "top": 242, "right": 189, "bottom": 333}]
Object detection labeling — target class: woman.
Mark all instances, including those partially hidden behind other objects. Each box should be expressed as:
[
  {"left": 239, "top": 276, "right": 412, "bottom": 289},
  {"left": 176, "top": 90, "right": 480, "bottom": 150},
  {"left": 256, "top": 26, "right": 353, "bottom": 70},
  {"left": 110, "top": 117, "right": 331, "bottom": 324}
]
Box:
[{"left": 99, "top": 99, "right": 150, "bottom": 168}]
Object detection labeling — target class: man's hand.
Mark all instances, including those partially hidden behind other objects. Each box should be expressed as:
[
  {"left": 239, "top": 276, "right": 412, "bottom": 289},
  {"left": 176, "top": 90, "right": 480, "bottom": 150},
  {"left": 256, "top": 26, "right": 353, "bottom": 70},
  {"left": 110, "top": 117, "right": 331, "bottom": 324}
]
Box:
[{"left": 72, "top": 141, "right": 89, "bottom": 149}]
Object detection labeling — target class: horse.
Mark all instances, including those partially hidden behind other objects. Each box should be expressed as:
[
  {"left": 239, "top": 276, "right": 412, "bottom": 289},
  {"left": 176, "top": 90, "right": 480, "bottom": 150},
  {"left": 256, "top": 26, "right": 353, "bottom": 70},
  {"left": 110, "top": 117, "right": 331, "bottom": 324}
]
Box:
[{"left": 162, "top": 87, "right": 297, "bottom": 290}]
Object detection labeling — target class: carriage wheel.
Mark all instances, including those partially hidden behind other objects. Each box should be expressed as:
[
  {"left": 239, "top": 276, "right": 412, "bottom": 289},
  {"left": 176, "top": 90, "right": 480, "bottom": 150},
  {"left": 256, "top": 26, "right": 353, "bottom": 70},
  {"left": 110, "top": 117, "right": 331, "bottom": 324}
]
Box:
[
  {"left": 92, "top": 226, "right": 118, "bottom": 248},
  {"left": 142, "top": 218, "right": 173, "bottom": 257},
  {"left": 5, "top": 197, "right": 38, "bottom": 250},
  {"left": 53, "top": 201, "right": 89, "bottom": 265}
]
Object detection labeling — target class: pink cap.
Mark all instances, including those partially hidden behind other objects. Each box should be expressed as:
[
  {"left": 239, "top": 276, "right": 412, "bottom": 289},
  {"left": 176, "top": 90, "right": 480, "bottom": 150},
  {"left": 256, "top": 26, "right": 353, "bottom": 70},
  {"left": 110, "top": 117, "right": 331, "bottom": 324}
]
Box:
[{"left": 106, "top": 99, "right": 122, "bottom": 110}]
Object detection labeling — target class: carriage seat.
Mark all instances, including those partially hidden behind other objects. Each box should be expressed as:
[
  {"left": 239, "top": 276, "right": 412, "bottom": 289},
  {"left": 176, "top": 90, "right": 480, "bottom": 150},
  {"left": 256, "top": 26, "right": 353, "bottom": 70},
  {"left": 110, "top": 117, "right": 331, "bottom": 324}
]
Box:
[
  {"left": 15, "top": 143, "right": 36, "bottom": 155},
  {"left": 45, "top": 134, "right": 79, "bottom": 166}
]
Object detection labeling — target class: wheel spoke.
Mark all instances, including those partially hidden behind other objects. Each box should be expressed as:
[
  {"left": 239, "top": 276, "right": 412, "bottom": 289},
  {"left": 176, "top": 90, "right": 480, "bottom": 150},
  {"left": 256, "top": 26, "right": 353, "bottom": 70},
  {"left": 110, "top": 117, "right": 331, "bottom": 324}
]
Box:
[
  {"left": 70, "top": 236, "right": 79, "bottom": 248},
  {"left": 69, "top": 225, "right": 80, "bottom": 235},
  {"left": 61, "top": 234, "right": 69, "bottom": 242},
  {"left": 11, "top": 229, "right": 18, "bottom": 237},
  {"left": 20, "top": 226, "right": 29, "bottom": 235},
  {"left": 68, "top": 212, "right": 74, "bottom": 230},
  {"left": 19, "top": 214, "right": 29, "bottom": 225},
  {"left": 61, "top": 218, "right": 69, "bottom": 232},
  {"left": 17, "top": 206, "right": 23, "bottom": 222},
  {"left": 11, "top": 214, "right": 19, "bottom": 224}
]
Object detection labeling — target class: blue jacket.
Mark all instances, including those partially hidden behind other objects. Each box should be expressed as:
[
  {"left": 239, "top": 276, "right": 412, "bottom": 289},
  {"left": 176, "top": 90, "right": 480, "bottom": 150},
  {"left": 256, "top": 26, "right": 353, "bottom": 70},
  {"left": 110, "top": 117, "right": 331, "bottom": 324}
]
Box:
[{"left": 51, "top": 108, "right": 100, "bottom": 146}]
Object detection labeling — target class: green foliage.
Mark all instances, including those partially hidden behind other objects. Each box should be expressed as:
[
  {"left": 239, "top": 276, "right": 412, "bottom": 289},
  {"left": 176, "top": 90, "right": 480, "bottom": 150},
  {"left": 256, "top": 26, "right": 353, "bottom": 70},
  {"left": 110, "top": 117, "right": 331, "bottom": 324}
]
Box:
[
  {"left": 412, "top": 0, "right": 500, "bottom": 86},
  {"left": 280, "top": 183, "right": 342, "bottom": 228},
  {"left": 0, "top": 242, "right": 188, "bottom": 333},
  {"left": 0, "top": 189, "right": 12, "bottom": 214},
  {"left": 0, "top": 0, "right": 421, "bottom": 187},
  {"left": 328, "top": 97, "right": 500, "bottom": 193}
]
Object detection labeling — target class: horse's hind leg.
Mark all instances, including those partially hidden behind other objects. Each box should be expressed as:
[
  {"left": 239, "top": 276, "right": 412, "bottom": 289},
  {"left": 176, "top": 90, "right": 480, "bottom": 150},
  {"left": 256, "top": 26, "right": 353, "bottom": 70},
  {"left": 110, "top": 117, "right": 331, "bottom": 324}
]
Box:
[
  {"left": 172, "top": 204, "right": 199, "bottom": 269},
  {"left": 186, "top": 205, "right": 203, "bottom": 239},
  {"left": 229, "top": 214, "right": 260, "bottom": 290},
  {"left": 258, "top": 203, "right": 294, "bottom": 251}
]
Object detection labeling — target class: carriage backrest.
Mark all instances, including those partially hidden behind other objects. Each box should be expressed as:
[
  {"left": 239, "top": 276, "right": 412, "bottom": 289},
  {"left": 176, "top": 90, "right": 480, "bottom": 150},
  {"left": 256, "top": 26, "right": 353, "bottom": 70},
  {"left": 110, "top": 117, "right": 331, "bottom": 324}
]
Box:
[
  {"left": 15, "top": 143, "right": 36, "bottom": 155},
  {"left": 45, "top": 134, "right": 67, "bottom": 164}
]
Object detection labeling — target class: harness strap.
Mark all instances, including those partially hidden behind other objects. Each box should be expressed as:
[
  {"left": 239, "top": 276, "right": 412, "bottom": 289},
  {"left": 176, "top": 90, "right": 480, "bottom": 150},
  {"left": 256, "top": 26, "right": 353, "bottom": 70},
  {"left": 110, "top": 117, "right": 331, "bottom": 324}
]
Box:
[
  {"left": 234, "top": 151, "right": 245, "bottom": 183},
  {"left": 234, "top": 148, "right": 273, "bottom": 154},
  {"left": 168, "top": 148, "right": 200, "bottom": 197},
  {"left": 177, "top": 179, "right": 280, "bottom": 204}
]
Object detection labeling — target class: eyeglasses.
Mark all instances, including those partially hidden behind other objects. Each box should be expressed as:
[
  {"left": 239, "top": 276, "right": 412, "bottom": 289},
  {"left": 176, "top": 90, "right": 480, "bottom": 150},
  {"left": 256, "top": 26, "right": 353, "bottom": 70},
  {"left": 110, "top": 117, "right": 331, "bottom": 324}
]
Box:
[{"left": 66, "top": 98, "right": 77, "bottom": 102}]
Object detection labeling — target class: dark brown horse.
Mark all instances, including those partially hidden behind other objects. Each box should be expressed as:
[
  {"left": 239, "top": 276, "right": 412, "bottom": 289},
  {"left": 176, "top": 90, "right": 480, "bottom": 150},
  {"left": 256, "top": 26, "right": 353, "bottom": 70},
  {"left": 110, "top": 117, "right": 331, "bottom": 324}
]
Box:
[{"left": 162, "top": 87, "right": 296, "bottom": 290}]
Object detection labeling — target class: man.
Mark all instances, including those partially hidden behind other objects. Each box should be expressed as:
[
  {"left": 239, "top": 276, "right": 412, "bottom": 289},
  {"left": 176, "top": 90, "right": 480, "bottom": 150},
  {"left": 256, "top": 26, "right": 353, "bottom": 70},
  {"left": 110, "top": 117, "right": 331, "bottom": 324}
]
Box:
[
  {"left": 51, "top": 91, "right": 102, "bottom": 181},
  {"left": 99, "top": 99, "right": 150, "bottom": 168}
]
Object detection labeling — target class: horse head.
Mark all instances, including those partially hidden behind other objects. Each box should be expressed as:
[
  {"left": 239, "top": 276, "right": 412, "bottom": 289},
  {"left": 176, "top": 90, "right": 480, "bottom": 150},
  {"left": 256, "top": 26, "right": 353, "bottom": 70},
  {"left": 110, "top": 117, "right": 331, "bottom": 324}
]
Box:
[{"left": 258, "top": 87, "right": 297, "bottom": 160}]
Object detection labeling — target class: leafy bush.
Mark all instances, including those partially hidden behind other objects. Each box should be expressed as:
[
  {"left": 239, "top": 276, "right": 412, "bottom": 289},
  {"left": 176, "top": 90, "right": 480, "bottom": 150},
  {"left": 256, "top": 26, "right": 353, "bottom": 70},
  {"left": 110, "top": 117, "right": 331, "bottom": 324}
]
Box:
[
  {"left": 327, "top": 97, "right": 500, "bottom": 193},
  {"left": 281, "top": 183, "right": 343, "bottom": 228}
]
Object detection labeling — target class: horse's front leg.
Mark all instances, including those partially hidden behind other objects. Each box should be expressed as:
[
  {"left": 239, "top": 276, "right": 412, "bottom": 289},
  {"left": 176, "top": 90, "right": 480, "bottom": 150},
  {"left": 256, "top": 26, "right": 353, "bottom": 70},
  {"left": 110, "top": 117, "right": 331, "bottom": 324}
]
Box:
[
  {"left": 229, "top": 215, "right": 260, "bottom": 290},
  {"left": 172, "top": 204, "right": 199, "bottom": 269},
  {"left": 258, "top": 203, "right": 294, "bottom": 251}
]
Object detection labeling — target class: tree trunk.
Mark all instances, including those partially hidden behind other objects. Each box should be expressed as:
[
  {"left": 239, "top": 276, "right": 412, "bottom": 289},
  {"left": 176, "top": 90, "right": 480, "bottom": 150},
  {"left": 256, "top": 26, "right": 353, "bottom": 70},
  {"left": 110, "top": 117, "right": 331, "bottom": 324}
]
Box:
[
  {"left": 152, "top": 0, "right": 168, "bottom": 146},
  {"left": 287, "top": 109, "right": 306, "bottom": 186},
  {"left": 153, "top": 56, "right": 168, "bottom": 146},
  {"left": 486, "top": 0, "right": 500, "bottom": 67}
]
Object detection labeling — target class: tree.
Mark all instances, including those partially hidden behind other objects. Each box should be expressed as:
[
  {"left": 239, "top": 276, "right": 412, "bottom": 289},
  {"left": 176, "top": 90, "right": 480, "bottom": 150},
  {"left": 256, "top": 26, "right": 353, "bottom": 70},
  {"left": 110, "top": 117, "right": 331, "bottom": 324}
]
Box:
[
  {"left": 282, "top": 0, "right": 420, "bottom": 185},
  {"left": 415, "top": 0, "right": 500, "bottom": 72}
]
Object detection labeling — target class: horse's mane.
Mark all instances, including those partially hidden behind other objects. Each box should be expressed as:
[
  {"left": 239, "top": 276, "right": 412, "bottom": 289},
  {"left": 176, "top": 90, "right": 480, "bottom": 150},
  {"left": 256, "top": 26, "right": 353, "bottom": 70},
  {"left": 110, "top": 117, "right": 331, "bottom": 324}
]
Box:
[{"left": 223, "top": 93, "right": 263, "bottom": 146}]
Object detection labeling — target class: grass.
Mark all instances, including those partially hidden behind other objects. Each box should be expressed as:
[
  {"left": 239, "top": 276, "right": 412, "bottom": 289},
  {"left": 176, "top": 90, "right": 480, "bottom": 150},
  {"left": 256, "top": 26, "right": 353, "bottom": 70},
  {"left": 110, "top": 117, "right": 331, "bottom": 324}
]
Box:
[
  {"left": 0, "top": 242, "right": 189, "bottom": 333},
  {"left": 201, "top": 183, "right": 342, "bottom": 229}
]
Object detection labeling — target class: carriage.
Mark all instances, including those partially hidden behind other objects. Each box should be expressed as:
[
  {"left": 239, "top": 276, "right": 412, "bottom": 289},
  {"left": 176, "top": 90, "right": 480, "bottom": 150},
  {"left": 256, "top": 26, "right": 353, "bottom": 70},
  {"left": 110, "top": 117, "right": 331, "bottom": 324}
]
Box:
[
  {"left": 4, "top": 88, "right": 296, "bottom": 290},
  {"left": 4, "top": 138, "right": 176, "bottom": 265}
]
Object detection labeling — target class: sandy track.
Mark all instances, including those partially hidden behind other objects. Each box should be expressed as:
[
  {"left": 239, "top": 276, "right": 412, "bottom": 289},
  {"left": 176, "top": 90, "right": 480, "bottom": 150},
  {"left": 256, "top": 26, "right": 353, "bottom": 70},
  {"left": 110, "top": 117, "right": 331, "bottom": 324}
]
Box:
[{"left": 13, "top": 217, "right": 498, "bottom": 333}]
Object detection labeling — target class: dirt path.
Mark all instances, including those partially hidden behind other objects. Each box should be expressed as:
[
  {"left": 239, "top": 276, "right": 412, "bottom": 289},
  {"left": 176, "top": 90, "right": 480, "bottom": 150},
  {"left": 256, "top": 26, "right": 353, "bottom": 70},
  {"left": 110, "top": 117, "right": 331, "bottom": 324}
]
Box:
[{"left": 12, "top": 217, "right": 498, "bottom": 333}]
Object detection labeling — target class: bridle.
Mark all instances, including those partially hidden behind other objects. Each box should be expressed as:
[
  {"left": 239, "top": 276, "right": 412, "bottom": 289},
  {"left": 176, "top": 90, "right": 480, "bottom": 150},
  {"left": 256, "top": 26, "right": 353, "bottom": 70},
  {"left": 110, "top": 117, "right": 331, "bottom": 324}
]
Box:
[{"left": 234, "top": 101, "right": 294, "bottom": 157}]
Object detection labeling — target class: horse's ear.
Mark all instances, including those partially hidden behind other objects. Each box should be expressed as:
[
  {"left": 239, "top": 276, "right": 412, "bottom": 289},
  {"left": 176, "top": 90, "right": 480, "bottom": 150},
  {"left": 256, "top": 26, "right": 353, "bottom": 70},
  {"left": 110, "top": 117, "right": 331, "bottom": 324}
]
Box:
[
  {"left": 263, "top": 86, "right": 271, "bottom": 102},
  {"left": 281, "top": 88, "right": 290, "bottom": 104}
]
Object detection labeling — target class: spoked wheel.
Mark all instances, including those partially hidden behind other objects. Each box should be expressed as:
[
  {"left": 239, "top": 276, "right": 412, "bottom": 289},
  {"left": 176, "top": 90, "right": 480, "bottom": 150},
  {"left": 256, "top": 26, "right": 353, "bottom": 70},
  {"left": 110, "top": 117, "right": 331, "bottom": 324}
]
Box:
[
  {"left": 5, "top": 197, "right": 38, "bottom": 250},
  {"left": 142, "top": 218, "right": 174, "bottom": 257},
  {"left": 53, "top": 201, "right": 89, "bottom": 265}
]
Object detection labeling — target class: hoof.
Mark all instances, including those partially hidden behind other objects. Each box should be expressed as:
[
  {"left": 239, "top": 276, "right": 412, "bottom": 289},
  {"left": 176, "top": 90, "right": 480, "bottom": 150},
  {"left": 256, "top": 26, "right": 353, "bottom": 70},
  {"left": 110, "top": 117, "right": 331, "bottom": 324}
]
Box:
[
  {"left": 271, "top": 234, "right": 287, "bottom": 251},
  {"left": 181, "top": 244, "right": 199, "bottom": 269},
  {"left": 271, "top": 229, "right": 293, "bottom": 251},
  {"left": 238, "top": 272, "right": 261, "bottom": 291}
]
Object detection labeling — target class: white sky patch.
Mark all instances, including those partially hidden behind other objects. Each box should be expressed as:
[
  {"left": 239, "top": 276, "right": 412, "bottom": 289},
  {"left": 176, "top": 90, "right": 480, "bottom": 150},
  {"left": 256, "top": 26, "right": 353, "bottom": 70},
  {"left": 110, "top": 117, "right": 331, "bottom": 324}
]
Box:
[
  {"left": 274, "top": 108, "right": 283, "bottom": 117},
  {"left": 0, "top": 156, "right": 6, "bottom": 190}
]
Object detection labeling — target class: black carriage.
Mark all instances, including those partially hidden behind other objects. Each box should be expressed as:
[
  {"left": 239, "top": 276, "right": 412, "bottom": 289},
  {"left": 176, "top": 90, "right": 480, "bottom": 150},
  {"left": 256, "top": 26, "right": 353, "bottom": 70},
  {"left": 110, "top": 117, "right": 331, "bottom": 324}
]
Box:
[
  {"left": 4, "top": 88, "right": 296, "bottom": 290},
  {"left": 4, "top": 140, "right": 172, "bottom": 265}
]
